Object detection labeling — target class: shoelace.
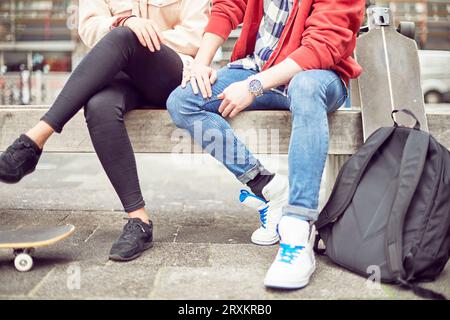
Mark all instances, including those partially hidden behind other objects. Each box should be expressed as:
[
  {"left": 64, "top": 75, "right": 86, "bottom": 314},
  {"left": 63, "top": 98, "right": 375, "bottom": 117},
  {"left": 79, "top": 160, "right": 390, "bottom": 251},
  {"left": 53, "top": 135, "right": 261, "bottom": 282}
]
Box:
[
  {"left": 278, "top": 243, "right": 305, "bottom": 264},
  {"left": 259, "top": 206, "right": 269, "bottom": 229},
  {"left": 121, "top": 218, "right": 146, "bottom": 242},
  {"left": 3, "top": 140, "right": 34, "bottom": 164},
  {"left": 239, "top": 190, "right": 269, "bottom": 229}
]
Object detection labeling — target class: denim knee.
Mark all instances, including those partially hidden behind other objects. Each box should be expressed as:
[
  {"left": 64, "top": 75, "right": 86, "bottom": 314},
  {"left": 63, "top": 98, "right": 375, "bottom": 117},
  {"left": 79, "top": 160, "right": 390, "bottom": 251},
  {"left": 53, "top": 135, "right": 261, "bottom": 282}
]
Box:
[
  {"left": 287, "top": 71, "right": 330, "bottom": 116},
  {"left": 167, "top": 85, "right": 198, "bottom": 129},
  {"left": 288, "top": 72, "right": 327, "bottom": 100}
]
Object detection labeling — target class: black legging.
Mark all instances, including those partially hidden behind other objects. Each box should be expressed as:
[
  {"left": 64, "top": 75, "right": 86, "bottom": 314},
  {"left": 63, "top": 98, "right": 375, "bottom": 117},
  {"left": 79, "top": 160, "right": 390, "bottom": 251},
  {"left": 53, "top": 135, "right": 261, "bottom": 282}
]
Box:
[{"left": 41, "top": 27, "right": 183, "bottom": 212}]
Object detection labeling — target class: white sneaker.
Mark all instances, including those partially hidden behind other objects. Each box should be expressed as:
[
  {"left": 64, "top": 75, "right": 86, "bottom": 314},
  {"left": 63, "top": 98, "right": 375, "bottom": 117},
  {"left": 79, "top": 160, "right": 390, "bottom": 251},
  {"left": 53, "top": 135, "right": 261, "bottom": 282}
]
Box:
[
  {"left": 264, "top": 216, "right": 316, "bottom": 289},
  {"left": 239, "top": 174, "right": 289, "bottom": 246}
]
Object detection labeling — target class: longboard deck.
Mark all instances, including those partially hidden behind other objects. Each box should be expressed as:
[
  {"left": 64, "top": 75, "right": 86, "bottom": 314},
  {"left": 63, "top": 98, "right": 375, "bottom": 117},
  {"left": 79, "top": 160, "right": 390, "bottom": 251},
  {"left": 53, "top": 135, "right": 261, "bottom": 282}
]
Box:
[
  {"left": 355, "top": 25, "right": 428, "bottom": 140},
  {"left": 0, "top": 225, "right": 75, "bottom": 249}
]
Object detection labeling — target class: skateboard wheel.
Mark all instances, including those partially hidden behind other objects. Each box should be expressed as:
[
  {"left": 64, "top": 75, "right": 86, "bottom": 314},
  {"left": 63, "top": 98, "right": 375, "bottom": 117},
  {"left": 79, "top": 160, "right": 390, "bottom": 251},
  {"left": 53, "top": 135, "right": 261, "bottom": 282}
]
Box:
[
  {"left": 398, "top": 22, "right": 415, "bottom": 40},
  {"left": 14, "top": 253, "right": 33, "bottom": 272}
]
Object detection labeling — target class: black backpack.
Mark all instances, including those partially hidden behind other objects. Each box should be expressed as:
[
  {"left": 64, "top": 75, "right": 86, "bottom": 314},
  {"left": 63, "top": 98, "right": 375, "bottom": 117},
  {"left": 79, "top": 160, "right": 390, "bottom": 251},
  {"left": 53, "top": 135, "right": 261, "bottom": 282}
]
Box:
[{"left": 315, "top": 109, "right": 450, "bottom": 300}]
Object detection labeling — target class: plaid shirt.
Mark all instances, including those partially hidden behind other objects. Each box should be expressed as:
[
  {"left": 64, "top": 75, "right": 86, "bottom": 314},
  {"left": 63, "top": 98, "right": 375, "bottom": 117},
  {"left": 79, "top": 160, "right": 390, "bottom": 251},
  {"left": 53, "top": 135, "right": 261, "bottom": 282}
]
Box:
[{"left": 228, "top": 0, "right": 295, "bottom": 94}]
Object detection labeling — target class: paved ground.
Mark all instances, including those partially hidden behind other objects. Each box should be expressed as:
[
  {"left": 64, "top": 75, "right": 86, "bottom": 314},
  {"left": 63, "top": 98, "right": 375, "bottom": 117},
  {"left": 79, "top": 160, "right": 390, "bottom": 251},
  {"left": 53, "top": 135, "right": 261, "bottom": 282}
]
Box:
[{"left": 0, "top": 154, "right": 448, "bottom": 299}]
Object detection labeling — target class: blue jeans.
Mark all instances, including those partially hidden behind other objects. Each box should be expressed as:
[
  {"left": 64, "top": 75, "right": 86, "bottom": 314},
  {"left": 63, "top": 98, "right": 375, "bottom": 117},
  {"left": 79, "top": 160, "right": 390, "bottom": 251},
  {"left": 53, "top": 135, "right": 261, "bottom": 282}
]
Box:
[{"left": 167, "top": 67, "right": 347, "bottom": 221}]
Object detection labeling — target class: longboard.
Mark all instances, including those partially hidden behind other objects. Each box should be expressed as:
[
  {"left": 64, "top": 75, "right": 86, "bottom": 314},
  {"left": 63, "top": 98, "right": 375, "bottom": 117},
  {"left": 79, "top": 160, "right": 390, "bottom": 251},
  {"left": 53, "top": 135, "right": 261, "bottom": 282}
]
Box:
[
  {"left": 0, "top": 224, "right": 75, "bottom": 272},
  {"left": 355, "top": 7, "right": 428, "bottom": 140}
]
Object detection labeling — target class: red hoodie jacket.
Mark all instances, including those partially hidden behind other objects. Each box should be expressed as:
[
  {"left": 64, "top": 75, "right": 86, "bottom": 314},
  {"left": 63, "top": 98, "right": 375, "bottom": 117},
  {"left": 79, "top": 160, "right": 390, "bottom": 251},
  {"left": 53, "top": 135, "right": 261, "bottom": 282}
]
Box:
[{"left": 204, "top": 0, "right": 366, "bottom": 84}]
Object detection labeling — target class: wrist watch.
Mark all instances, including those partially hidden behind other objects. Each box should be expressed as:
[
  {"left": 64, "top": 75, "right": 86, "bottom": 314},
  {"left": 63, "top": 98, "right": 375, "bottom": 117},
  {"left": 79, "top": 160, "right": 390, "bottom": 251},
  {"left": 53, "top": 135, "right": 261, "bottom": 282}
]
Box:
[{"left": 248, "top": 77, "right": 264, "bottom": 97}]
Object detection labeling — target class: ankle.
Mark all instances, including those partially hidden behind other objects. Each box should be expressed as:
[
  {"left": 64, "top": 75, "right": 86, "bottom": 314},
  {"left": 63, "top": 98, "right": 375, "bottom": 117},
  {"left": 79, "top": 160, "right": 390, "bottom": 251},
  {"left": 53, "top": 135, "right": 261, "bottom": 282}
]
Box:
[
  {"left": 279, "top": 215, "right": 311, "bottom": 244},
  {"left": 247, "top": 170, "right": 275, "bottom": 200},
  {"left": 281, "top": 215, "right": 311, "bottom": 227},
  {"left": 128, "top": 208, "right": 150, "bottom": 224},
  {"left": 25, "top": 121, "right": 54, "bottom": 150}
]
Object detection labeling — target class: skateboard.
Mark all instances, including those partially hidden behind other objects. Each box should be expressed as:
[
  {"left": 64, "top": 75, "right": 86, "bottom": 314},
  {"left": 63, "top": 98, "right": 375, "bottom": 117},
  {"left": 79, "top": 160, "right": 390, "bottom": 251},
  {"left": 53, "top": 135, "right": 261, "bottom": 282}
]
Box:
[
  {"left": 0, "top": 224, "right": 75, "bottom": 272},
  {"left": 355, "top": 7, "right": 428, "bottom": 140}
]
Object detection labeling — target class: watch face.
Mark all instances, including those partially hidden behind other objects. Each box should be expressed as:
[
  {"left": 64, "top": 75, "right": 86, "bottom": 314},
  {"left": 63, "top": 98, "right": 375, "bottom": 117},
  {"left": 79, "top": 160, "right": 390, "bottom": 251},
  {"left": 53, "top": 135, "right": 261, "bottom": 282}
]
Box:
[{"left": 249, "top": 78, "right": 263, "bottom": 94}]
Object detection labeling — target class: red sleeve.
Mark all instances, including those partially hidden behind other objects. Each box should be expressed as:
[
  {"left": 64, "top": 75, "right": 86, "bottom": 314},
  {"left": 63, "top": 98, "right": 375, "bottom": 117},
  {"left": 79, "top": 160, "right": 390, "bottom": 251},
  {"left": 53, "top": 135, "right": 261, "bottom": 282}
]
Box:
[
  {"left": 204, "top": 0, "right": 247, "bottom": 40},
  {"left": 289, "top": 0, "right": 365, "bottom": 70}
]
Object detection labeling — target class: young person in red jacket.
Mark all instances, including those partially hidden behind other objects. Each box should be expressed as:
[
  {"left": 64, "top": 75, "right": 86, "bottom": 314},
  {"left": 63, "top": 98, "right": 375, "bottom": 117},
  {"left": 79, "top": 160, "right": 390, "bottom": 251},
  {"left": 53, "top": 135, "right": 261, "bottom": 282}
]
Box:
[{"left": 167, "top": 0, "right": 365, "bottom": 289}]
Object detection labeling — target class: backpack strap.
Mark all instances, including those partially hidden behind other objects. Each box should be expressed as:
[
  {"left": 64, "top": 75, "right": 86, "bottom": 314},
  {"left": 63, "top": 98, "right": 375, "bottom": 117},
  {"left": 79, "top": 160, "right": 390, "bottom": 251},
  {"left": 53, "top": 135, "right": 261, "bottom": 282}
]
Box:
[
  {"left": 315, "top": 127, "right": 395, "bottom": 231},
  {"left": 398, "top": 257, "right": 447, "bottom": 300},
  {"left": 385, "top": 128, "right": 429, "bottom": 279},
  {"left": 384, "top": 128, "right": 446, "bottom": 299}
]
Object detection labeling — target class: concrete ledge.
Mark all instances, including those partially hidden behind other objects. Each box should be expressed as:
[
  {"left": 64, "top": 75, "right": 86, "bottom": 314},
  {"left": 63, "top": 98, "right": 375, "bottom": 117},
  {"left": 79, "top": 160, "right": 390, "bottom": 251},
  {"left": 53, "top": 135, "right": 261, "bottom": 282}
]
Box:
[{"left": 1, "top": 106, "right": 449, "bottom": 154}]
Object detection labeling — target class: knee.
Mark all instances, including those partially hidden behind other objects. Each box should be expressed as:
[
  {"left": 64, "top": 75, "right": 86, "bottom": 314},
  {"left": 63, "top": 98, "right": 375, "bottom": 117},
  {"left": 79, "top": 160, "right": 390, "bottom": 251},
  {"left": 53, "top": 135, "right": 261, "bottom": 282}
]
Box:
[
  {"left": 84, "top": 94, "right": 123, "bottom": 126},
  {"left": 288, "top": 71, "right": 326, "bottom": 101},
  {"left": 166, "top": 86, "right": 196, "bottom": 128},
  {"left": 105, "top": 26, "right": 137, "bottom": 47},
  {"left": 288, "top": 71, "right": 328, "bottom": 116}
]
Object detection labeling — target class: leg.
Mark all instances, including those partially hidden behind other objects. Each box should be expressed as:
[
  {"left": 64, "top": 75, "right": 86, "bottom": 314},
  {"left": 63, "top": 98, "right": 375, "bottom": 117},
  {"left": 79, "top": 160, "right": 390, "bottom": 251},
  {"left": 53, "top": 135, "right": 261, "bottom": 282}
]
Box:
[
  {"left": 1, "top": 27, "right": 182, "bottom": 183},
  {"left": 167, "top": 67, "right": 291, "bottom": 246},
  {"left": 83, "top": 43, "right": 182, "bottom": 262},
  {"left": 29, "top": 27, "right": 182, "bottom": 147},
  {"left": 284, "top": 70, "right": 348, "bottom": 221},
  {"left": 84, "top": 77, "right": 156, "bottom": 262},
  {"left": 84, "top": 75, "right": 148, "bottom": 220},
  {"left": 167, "top": 67, "right": 288, "bottom": 183},
  {"left": 264, "top": 70, "right": 348, "bottom": 289}
]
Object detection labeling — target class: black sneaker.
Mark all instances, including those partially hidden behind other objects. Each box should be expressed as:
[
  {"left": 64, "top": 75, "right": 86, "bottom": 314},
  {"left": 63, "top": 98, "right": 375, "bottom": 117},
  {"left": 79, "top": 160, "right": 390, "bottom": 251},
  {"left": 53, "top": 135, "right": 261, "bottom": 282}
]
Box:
[
  {"left": 109, "top": 218, "right": 153, "bottom": 261},
  {"left": 0, "top": 134, "right": 42, "bottom": 184}
]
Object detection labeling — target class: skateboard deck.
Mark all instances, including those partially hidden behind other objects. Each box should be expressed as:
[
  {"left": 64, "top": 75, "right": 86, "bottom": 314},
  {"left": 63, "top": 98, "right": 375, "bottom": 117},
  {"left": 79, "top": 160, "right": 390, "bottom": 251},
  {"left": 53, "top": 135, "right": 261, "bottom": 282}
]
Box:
[
  {"left": 355, "top": 7, "right": 428, "bottom": 140},
  {"left": 0, "top": 224, "right": 75, "bottom": 272}
]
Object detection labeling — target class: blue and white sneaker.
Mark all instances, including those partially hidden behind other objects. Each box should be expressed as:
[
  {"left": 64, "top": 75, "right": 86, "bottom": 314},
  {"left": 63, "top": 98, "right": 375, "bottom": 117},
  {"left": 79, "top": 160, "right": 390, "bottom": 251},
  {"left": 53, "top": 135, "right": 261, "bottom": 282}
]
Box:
[
  {"left": 264, "top": 216, "right": 316, "bottom": 289},
  {"left": 239, "top": 174, "right": 289, "bottom": 245}
]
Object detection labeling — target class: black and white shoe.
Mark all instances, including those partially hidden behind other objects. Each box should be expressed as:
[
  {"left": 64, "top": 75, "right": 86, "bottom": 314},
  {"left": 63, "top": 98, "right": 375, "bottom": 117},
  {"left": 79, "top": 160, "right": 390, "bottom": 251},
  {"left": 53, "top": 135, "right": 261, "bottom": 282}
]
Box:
[
  {"left": 109, "top": 218, "right": 153, "bottom": 261},
  {"left": 0, "top": 134, "right": 42, "bottom": 184}
]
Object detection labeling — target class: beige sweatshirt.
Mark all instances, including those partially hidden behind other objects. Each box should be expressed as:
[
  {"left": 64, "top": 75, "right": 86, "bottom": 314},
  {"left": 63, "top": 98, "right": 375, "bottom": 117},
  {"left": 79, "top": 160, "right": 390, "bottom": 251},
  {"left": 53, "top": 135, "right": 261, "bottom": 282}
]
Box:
[{"left": 78, "top": 0, "right": 210, "bottom": 66}]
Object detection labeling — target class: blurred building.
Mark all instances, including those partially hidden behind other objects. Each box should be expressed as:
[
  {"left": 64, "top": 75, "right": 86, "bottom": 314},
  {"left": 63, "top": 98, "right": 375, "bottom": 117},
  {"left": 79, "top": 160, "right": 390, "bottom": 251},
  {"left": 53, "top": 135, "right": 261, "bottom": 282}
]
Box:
[
  {"left": 0, "top": 0, "right": 80, "bottom": 105},
  {"left": 375, "top": 0, "right": 450, "bottom": 50},
  {"left": 0, "top": 0, "right": 449, "bottom": 105}
]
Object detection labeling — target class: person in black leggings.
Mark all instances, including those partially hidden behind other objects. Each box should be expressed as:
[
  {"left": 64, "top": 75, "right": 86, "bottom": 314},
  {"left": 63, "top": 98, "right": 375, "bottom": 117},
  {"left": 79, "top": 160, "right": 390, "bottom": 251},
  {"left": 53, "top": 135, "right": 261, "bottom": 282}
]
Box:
[
  {"left": 45, "top": 27, "right": 183, "bottom": 214},
  {"left": 0, "top": 25, "right": 183, "bottom": 261}
]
